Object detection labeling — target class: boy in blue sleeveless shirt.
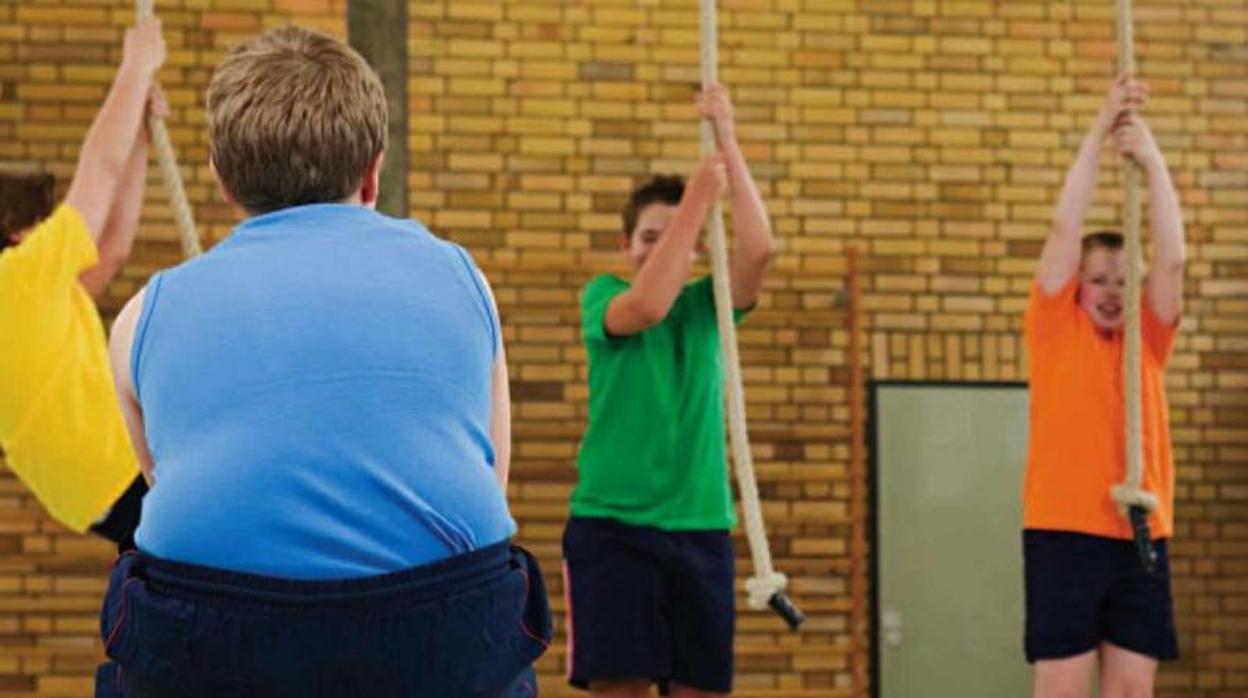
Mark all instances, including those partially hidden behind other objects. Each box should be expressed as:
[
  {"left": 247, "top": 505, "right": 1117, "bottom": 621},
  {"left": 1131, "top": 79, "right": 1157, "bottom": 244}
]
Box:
[{"left": 98, "top": 27, "right": 550, "bottom": 697}]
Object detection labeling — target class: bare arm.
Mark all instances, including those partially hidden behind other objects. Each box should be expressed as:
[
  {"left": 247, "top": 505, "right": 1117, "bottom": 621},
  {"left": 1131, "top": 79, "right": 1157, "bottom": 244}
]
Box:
[
  {"left": 604, "top": 155, "right": 726, "bottom": 336},
  {"left": 1114, "top": 114, "right": 1185, "bottom": 325},
  {"left": 699, "top": 83, "right": 774, "bottom": 309},
  {"left": 65, "top": 18, "right": 165, "bottom": 243},
  {"left": 79, "top": 128, "right": 149, "bottom": 297},
  {"left": 1039, "top": 119, "right": 1105, "bottom": 294},
  {"left": 80, "top": 86, "right": 167, "bottom": 298},
  {"left": 1144, "top": 162, "right": 1185, "bottom": 325},
  {"left": 477, "top": 270, "right": 511, "bottom": 493},
  {"left": 109, "top": 289, "right": 156, "bottom": 484},
  {"left": 1038, "top": 75, "right": 1147, "bottom": 295}
]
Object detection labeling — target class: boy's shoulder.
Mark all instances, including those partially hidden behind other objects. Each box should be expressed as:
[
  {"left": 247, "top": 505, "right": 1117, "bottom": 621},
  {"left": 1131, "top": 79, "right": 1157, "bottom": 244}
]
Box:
[
  {"left": 581, "top": 273, "right": 627, "bottom": 302},
  {"left": 584, "top": 273, "right": 626, "bottom": 288},
  {"left": 580, "top": 274, "right": 711, "bottom": 292},
  {"left": 684, "top": 274, "right": 713, "bottom": 295},
  {"left": 0, "top": 203, "right": 96, "bottom": 293}
]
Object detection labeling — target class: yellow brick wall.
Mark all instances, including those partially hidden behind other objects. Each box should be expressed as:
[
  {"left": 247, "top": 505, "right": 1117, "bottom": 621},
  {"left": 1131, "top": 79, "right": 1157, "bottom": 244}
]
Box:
[{"left": 2, "top": 1, "right": 1245, "bottom": 696}]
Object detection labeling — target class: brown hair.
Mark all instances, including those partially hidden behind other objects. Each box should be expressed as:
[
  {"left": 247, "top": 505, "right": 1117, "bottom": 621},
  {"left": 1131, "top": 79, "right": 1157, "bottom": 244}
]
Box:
[
  {"left": 207, "top": 26, "right": 387, "bottom": 215},
  {"left": 622, "top": 175, "right": 685, "bottom": 237},
  {"left": 0, "top": 172, "right": 55, "bottom": 251}
]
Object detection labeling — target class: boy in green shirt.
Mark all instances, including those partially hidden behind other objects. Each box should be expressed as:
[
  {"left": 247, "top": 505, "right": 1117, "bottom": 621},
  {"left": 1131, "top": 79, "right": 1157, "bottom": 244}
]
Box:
[{"left": 563, "top": 83, "right": 774, "bottom": 698}]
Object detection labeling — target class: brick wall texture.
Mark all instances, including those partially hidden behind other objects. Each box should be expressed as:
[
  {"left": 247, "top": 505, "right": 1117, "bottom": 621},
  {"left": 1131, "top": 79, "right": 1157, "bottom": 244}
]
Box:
[{"left": 1, "top": 1, "right": 1245, "bottom": 696}]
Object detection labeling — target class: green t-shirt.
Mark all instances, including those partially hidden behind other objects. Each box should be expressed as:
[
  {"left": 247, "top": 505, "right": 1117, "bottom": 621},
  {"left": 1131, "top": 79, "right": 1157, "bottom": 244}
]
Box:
[{"left": 571, "top": 274, "right": 746, "bottom": 530}]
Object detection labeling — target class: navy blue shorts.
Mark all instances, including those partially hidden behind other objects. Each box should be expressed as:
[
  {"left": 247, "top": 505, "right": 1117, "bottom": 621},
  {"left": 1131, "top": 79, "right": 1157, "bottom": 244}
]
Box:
[
  {"left": 96, "top": 542, "right": 552, "bottom": 697},
  {"left": 561, "top": 516, "right": 735, "bottom": 694},
  {"left": 1024, "top": 530, "right": 1178, "bottom": 663}
]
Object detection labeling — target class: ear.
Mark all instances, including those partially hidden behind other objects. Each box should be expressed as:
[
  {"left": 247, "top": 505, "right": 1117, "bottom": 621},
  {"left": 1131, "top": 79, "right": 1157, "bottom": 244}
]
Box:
[
  {"left": 358, "top": 150, "right": 385, "bottom": 209},
  {"left": 617, "top": 231, "right": 631, "bottom": 251},
  {"left": 209, "top": 158, "right": 240, "bottom": 211}
]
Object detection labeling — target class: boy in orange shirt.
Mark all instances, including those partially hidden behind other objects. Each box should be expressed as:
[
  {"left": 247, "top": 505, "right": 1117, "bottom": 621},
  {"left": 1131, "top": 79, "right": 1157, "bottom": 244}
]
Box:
[{"left": 1024, "top": 75, "right": 1185, "bottom": 698}]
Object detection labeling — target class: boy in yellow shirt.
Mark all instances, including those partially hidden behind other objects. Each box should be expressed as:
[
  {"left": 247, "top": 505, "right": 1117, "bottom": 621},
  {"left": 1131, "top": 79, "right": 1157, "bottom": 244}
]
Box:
[{"left": 0, "top": 17, "right": 166, "bottom": 533}]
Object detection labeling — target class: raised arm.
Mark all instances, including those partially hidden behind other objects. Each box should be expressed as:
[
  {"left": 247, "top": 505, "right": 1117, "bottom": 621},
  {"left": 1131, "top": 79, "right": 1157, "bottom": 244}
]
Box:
[
  {"left": 64, "top": 18, "right": 165, "bottom": 242},
  {"left": 604, "top": 155, "right": 726, "bottom": 336},
  {"left": 1113, "top": 113, "right": 1185, "bottom": 325},
  {"left": 1038, "top": 75, "right": 1148, "bottom": 294},
  {"left": 698, "top": 82, "right": 774, "bottom": 310},
  {"left": 79, "top": 88, "right": 166, "bottom": 297}
]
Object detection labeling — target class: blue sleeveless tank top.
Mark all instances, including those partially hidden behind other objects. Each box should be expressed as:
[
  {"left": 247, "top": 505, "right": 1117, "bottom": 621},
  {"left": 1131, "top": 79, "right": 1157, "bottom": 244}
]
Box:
[{"left": 132, "top": 204, "right": 515, "bottom": 579}]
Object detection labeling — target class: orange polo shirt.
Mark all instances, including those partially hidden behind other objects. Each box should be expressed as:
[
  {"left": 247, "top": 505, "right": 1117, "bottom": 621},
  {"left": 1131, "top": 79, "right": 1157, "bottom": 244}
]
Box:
[{"left": 1023, "top": 277, "right": 1177, "bottom": 540}]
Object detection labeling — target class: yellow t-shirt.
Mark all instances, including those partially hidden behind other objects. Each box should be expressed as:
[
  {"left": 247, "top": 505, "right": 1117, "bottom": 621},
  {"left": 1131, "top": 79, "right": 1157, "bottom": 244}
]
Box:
[{"left": 0, "top": 204, "right": 138, "bottom": 531}]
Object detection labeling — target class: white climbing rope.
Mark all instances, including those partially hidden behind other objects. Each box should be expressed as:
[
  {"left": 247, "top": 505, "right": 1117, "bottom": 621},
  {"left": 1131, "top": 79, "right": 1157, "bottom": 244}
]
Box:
[
  {"left": 1109, "top": 0, "right": 1155, "bottom": 519},
  {"left": 699, "top": 0, "right": 787, "bottom": 611},
  {"left": 135, "top": 0, "right": 201, "bottom": 258}
]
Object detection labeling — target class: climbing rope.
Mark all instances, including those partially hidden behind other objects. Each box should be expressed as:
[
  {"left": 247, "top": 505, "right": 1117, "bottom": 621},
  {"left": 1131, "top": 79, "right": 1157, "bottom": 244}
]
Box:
[
  {"left": 135, "top": 0, "right": 201, "bottom": 258},
  {"left": 1107, "top": 0, "right": 1158, "bottom": 573},
  {"left": 699, "top": 0, "right": 803, "bottom": 630}
]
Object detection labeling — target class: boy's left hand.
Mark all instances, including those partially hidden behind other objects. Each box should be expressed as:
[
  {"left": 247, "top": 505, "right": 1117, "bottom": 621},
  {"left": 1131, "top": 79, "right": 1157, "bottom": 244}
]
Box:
[
  {"left": 697, "top": 82, "right": 736, "bottom": 146},
  {"left": 147, "top": 83, "right": 169, "bottom": 121},
  {"left": 1113, "top": 113, "right": 1163, "bottom": 172}
]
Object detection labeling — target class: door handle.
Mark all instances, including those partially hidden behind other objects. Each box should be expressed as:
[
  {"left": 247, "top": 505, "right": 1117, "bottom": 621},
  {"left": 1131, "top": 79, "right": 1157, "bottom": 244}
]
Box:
[{"left": 883, "top": 608, "right": 903, "bottom": 647}]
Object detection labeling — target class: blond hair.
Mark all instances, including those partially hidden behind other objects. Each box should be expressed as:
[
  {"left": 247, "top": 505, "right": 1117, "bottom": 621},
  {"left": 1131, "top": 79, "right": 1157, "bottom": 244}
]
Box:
[{"left": 207, "top": 26, "right": 387, "bottom": 215}]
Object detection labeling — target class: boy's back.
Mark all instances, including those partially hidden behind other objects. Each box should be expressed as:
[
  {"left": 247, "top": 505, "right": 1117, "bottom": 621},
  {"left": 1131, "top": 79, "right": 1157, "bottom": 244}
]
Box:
[
  {"left": 132, "top": 204, "right": 514, "bottom": 578},
  {"left": 95, "top": 26, "right": 551, "bottom": 698}
]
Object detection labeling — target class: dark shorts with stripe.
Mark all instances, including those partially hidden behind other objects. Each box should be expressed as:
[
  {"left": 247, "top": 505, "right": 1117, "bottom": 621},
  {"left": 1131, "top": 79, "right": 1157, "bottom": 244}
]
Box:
[
  {"left": 562, "top": 516, "right": 735, "bottom": 694},
  {"left": 96, "top": 542, "right": 551, "bottom": 697},
  {"left": 1024, "top": 530, "right": 1178, "bottom": 663}
]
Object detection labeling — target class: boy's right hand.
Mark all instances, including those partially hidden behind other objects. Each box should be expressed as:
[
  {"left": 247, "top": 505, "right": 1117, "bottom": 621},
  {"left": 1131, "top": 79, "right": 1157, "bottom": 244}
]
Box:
[
  {"left": 1112, "top": 113, "right": 1164, "bottom": 173},
  {"left": 1096, "top": 74, "right": 1148, "bottom": 138},
  {"left": 689, "top": 153, "right": 728, "bottom": 205},
  {"left": 123, "top": 17, "right": 166, "bottom": 79}
]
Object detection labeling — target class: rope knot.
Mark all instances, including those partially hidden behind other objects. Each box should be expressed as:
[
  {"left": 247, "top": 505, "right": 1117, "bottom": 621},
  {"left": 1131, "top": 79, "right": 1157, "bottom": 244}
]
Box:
[
  {"left": 744, "top": 572, "right": 788, "bottom": 610},
  {"left": 1110, "top": 483, "right": 1158, "bottom": 518}
]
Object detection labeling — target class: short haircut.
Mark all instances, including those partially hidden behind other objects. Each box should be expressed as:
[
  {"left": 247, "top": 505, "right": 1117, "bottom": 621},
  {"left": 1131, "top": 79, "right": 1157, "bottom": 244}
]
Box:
[
  {"left": 207, "top": 26, "right": 388, "bottom": 215},
  {"left": 622, "top": 175, "right": 685, "bottom": 237}
]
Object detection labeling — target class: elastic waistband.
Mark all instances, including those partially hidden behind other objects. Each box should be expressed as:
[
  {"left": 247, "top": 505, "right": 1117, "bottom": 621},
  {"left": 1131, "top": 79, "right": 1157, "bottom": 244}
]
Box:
[{"left": 125, "top": 541, "right": 514, "bottom": 612}]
